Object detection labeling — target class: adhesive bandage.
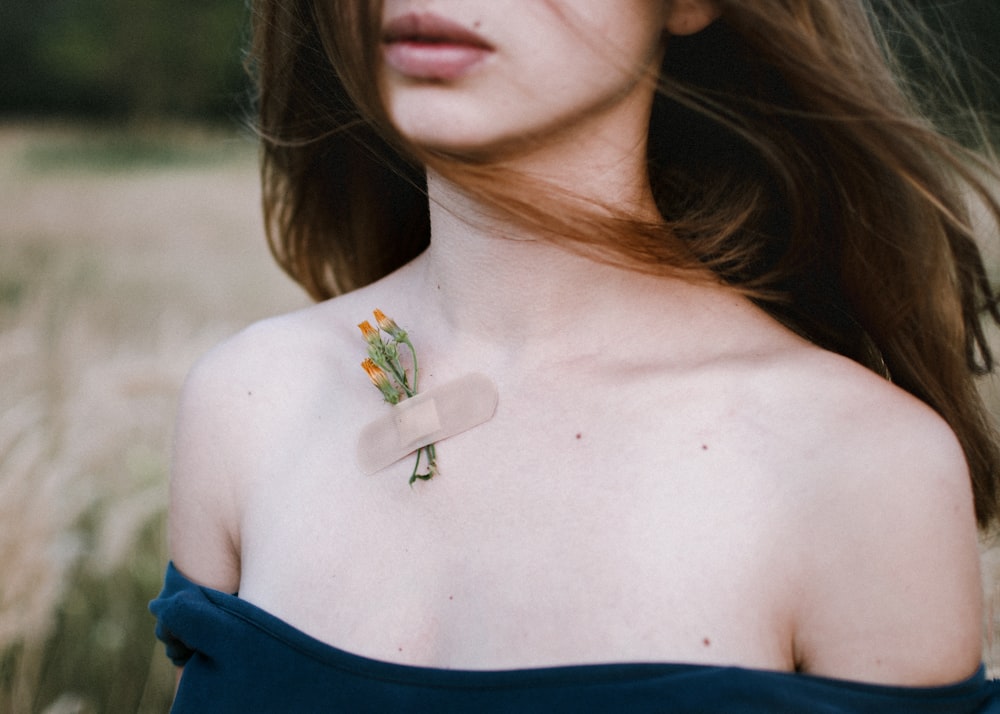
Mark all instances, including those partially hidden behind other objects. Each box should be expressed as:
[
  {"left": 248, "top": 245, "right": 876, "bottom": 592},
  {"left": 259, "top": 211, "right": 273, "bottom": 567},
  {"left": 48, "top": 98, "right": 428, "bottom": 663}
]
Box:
[{"left": 356, "top": 372, "right": 499, "bottom": 475}]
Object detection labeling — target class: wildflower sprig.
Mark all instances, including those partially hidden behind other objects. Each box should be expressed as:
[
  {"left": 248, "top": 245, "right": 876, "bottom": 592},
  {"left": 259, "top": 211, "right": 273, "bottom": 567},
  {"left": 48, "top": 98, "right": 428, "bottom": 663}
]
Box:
[{"left": 359, "top": 309, "right": 437, "bottom": 484}]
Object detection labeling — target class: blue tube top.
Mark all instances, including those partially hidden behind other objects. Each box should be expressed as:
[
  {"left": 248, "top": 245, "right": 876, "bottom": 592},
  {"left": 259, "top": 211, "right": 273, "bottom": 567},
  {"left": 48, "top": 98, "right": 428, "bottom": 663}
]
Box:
[{"left": 150, "top": 562, "right": 1000, "bottom": 713}]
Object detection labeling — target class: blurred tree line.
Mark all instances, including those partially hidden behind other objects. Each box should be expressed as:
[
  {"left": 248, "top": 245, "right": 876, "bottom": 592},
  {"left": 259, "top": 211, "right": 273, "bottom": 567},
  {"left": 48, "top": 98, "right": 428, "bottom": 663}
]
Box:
[
  {"left": 0, "top": 0, "right": 997, "bottom": 127},
  {"left": 1, "top": 0, "right": 249, "bottom": 122}
]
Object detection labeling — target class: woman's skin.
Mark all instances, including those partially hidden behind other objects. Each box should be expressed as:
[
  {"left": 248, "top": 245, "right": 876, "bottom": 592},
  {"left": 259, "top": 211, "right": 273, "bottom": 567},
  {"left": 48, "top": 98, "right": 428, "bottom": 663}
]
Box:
[{"left": 169, "top": 0, "right": 983, "bottom": 688}]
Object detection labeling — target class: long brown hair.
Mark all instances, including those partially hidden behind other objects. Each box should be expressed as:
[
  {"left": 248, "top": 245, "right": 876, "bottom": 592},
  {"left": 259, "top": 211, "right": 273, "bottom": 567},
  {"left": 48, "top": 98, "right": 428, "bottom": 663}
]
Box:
[{"left": 248, "top": 0, "right": 1000, "bottom": 529}]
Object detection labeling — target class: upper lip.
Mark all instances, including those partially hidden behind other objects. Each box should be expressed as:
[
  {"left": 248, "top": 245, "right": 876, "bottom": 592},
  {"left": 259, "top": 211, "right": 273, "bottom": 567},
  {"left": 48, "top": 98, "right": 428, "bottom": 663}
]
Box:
[{"left": 382, "top": 13, "right": 493, "bottom": 48}]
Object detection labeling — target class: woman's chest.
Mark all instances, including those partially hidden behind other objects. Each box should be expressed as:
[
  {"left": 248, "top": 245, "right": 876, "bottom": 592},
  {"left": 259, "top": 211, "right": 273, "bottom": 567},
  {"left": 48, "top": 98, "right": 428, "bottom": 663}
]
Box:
[
  {"left": 236, "top": 417, "right": 801, "bottom": 672},
  {"left": 234, "top": 363, "right": 812, "bottom": 671}
]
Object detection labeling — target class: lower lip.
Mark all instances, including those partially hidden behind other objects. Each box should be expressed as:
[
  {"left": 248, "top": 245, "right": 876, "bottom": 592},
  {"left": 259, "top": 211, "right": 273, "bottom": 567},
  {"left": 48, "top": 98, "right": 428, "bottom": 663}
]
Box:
[{"left": 383, "top": 42, "right": 492, "bottom": 81}]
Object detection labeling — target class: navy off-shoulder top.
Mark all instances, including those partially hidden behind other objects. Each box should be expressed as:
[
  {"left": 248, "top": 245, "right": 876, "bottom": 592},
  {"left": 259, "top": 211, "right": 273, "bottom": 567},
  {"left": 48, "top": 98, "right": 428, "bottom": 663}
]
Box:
[{"left": 150, "top": 562, "right": 1000, "bottom": 713}]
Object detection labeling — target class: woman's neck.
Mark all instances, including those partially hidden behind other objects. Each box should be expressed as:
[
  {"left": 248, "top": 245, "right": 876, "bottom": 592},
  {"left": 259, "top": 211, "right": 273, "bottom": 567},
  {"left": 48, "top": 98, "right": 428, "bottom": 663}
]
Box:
[
  {"left": 411, "top": 170, "right": 727, "bottom": 364},
  {"left": 405, "top": 54, "right": 676, "bottom": 350}
]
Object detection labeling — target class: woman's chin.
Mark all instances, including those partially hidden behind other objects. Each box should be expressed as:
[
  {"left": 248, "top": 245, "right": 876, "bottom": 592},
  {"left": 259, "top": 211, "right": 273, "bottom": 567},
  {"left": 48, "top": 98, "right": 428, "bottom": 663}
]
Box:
[{"left": 389, "top": 125, "right": 520, "bottom": 163}]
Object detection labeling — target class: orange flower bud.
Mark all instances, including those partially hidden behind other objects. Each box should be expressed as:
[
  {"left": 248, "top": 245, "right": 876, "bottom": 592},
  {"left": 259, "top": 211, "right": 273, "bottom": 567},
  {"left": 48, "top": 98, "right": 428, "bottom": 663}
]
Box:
[
  {"left": 373, "top": 309, "right": 405, "bottom": 340},
  {"left": 358, "top": 320, "right": 380, "bottom": 345},
  {"left": 362, "top": 358, "right": 399, "bottom": 404}
]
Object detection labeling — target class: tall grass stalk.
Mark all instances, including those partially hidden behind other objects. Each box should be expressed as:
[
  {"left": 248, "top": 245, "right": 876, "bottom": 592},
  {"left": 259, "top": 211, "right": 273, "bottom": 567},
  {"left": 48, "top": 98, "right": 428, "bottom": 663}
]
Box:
[{"left": 0, "top": 124, "right": 305, "bottom": 712}]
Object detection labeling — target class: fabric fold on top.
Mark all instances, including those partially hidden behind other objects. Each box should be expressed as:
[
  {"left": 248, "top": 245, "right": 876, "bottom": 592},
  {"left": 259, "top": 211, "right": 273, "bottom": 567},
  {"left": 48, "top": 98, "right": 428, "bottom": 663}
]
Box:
[{"left": 150, "top": 562, "right": 1000, "bottom": 713}]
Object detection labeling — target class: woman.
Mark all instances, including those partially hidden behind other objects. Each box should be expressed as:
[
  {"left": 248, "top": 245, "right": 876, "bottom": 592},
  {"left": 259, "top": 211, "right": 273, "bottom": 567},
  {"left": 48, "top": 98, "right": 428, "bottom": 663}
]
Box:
[{"left": 152, "top": 0, "right": 1000, "bottom": 710}]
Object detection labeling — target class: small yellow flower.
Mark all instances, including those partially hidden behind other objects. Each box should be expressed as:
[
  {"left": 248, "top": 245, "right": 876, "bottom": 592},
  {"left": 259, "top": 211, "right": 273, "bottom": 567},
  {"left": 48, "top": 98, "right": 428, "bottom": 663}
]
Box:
[
  {"left": 362, "top": 358, "right": 399, "bottom": 404},
  {"left": 358, "top": 320, "right": 380, "bottom": 345},
  {"left": 361, "top": 357, "right": 384, "bottom": 384},
  {"left": 373, "top": 309, "right": 406, "bottom": 340}
]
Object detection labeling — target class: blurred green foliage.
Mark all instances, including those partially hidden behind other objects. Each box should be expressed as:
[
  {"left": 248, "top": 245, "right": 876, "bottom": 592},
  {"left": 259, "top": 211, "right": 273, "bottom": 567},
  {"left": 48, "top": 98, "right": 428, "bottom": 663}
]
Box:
[
  {"left": 0, "top": 0, "right": 249, "bottom": 121},
  {"left": 0, "top": 0, "right": 997, "bottom": 125},
  {"left": 33, "top": 513, "right": 175, "bottom": 714}
]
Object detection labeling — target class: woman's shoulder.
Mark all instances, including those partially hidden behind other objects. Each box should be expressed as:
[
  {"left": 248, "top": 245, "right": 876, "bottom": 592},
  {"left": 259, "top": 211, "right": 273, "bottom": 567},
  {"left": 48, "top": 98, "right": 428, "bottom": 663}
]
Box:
[
  {"left": 182, "top": 276, "right": 399, "bottom": 402},
  {"left": 749, "top": 344, "right": 982, "bottom": 685},
  {"left": 736, "top": 340, "right": 962, "bottom": 467},
  {"left": 173, "top": 283, "right": 400, "bottom": 480},
  {"left": 189, "top": 309, "right": 334, "bottom": 393},
  {"left": 168, "top": 288, "right": 385, "bottom": 589},
  {"left": 748, "top": 341, "right": 974, "bottom": 551}
]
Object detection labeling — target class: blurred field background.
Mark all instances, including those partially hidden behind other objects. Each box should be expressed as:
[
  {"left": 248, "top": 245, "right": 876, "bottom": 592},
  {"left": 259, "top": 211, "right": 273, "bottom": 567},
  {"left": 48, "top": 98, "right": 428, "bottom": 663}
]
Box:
[
  {"left": 1, "top": 3, "right": 309, "bottom": 711},
  {"left": 1, "top": 0, "right": 1000, "bottom": 712},
  {"left": 0, "top": 125, "right": 307, "bottom": 713}
]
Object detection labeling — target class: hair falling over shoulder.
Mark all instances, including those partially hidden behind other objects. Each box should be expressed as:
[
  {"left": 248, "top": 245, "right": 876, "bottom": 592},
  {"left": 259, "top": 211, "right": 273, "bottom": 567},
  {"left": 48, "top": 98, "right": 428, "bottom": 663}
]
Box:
[{"left": 247, "top": 0, "right": 1000, "bottom": 530}]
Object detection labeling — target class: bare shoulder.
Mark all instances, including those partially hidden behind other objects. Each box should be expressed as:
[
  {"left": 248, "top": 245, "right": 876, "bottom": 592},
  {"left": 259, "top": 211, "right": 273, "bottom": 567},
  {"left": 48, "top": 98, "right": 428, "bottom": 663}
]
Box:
[
  {"left": 752, "top": 346, "right": 967, "bottom": 474},
  {"left": 756, "top": 346, "right": 982, "bottom": 685},
  {"left": 168, "top": 306, "right": 324, "bottom": 588},
  {"left": 167, "top": 260, "right": 422, "bottom": 589},
  {"left": 167, "top": 292, "right": 370, "bottom": 590}
]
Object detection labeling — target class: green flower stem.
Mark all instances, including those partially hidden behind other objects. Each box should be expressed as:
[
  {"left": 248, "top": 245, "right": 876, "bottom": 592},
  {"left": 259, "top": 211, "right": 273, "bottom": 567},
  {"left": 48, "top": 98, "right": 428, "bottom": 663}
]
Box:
[
  {"left": 409, "top": 446, "right": 435, "bottom": 485},
  {"left": 410, "top": 448, "right": 422, "bottom": 485},
  {"left": 389, "top": 360, "right": 413, "bottom": 397},
  {"left": 401, "top": 337, "right": 419, "bottom": 392},
  {"left": 371, "top": 341, "right": 413, "bottom": 397}
]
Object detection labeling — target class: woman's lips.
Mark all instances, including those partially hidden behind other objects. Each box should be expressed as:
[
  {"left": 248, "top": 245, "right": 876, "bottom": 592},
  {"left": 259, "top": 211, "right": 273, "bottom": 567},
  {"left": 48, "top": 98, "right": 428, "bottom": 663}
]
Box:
[{"left": 382, "top": 13, "right": 494, "bottom": 81}]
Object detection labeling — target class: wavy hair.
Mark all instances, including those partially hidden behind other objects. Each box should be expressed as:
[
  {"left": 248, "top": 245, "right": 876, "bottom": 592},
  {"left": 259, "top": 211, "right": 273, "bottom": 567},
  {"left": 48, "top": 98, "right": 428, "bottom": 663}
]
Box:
[{"left": 247, "top": 0, "right": 1000, "bottom": 529}]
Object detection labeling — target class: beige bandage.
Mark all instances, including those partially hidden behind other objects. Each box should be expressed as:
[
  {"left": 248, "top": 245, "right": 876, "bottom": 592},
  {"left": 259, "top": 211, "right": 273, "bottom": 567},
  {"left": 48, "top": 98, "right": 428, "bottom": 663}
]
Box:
[{"left": 356, "top": 372, "right": 499, "bottom": 475}]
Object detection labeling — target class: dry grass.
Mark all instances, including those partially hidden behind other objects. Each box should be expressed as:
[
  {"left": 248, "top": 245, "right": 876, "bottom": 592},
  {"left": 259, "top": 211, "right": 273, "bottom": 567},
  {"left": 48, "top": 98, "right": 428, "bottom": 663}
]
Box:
[
  {"left": 2, "top": 122, "right": 1000, "bottom": 713},
  {"left": 0, "top": 123, "right": 305, "bottom": 713}
]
